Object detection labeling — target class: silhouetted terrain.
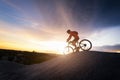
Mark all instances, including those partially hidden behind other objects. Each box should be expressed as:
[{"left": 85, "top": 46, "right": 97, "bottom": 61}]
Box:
[
  {"left": 0, "top": 51, "right": 120, "bottom": 80},
  {"left": 0, "top": 49, "right": 59, "bottom": 65}
]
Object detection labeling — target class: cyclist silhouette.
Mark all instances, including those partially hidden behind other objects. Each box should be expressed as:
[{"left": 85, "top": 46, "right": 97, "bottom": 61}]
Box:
[{"left": 66, "top": 29, "right": 79, "bottom": 49}]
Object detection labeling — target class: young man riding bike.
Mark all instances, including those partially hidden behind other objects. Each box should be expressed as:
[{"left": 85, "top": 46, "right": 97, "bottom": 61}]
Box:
[{"left": 66, "top": 29, "right": 79, "bottom": 49}]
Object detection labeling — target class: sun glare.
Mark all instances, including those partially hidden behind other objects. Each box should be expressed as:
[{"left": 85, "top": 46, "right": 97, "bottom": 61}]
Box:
[
  {"left": 24, "top": 40, "right": 67, "bottom": 54},
  {"left": 116, "top": 50, "right": 120, "bottom": 53},
  {"left": 41, "top": 41, "right": 66, "bottom": 54}
]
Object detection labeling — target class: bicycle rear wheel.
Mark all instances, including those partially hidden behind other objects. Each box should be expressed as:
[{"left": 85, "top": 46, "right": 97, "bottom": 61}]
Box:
[
  {"left": 79, "top": 39, "right": 92, "bottom": 51},
  {"left": 63, "top": 46, "right": 74, "bottom": 55}
]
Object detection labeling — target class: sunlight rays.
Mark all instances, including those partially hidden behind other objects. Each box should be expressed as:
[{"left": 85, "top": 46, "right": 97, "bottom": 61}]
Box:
[{"left": 0, "top": 0, "right": 120, "bottom": 53}]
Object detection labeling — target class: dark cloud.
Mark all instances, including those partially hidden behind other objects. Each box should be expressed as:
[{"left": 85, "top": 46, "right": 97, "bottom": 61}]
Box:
[
  {"left": 95, "top": 44, "right": 120, "bottom": 52},
  {"left": 95, "top": 0, "right": 120, "bottom": 27},
  {"left": 63, "top": 0, "right": 120, "bottom": 30},
  {"left": 5, "top": 0, "right": 120, "bottom": 32},
  {"left": 32, "top": 0, "right": 120, "bottom": 36},
  {"left": 64, "top": 0, "right": 97, "bottom": 26}
]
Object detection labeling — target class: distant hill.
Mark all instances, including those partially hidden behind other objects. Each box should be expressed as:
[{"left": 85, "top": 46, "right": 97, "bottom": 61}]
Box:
[
  {"left": 0, "top": 51, "right": 120, "bottom": 80},
  {"left": 0, "top": 49, "right": 60, "bottom": 65}
]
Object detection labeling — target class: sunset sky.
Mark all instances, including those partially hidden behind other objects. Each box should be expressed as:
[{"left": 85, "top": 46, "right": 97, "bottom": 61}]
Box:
[{"left": 0, "top": 0, "right": 120, "bottom": 54}]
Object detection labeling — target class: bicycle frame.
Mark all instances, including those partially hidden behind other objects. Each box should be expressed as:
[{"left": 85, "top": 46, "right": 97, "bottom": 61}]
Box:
[{"left": 68, "top": 41, "right": 80, "bottom": 52}]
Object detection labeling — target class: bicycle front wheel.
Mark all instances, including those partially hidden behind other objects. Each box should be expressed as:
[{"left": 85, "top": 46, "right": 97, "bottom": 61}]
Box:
[
  {"left": 79, "top": 39, "right": 92, "bottom": 51},
  {"left": 63, "top": 46, "right": 74, "bottom": 55}
]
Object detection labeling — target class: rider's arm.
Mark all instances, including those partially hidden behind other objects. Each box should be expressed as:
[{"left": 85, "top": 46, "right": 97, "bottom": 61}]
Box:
[{"left": 67, "top": 35, "right": 72, "bottom": 42}]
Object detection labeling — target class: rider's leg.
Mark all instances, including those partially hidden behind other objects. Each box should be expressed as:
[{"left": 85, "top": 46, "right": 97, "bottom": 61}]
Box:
[
  {"left": 72, "top": 41, "right": 80, "bottom": 52},
  {"left": 72, "top": 40, "right": 77, "bottom": 49},
  {"left": 72, "top": 39, "right": 79, "bottom": 52}
]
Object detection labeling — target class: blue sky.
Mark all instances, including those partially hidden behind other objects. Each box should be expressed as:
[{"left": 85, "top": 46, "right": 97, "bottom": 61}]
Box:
[{"left": 0, "top": 0, "right": 120, "bottom": 53}]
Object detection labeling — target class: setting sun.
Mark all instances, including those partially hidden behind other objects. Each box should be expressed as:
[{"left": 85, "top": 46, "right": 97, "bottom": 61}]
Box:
[
  {"left": 0, "top": 37, "right": 67, "bottom": 54},
  {"left": 41, "top": 41, "right": 66, "bottom": 54}
]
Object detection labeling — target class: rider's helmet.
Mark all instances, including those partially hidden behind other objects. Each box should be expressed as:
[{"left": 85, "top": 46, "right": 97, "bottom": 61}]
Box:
[{"left": 67, "top": 29, "right": 71, "bottom": 33}]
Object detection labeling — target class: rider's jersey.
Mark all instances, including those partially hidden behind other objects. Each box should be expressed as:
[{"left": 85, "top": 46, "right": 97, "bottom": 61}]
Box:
[{"left": 67, "top": 31, "right": 79, "bottom": 42}]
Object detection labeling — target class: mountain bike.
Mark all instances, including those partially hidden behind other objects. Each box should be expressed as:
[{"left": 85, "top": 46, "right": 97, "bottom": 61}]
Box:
[{"left": 63, "top": 39, "right": 92, "bottom": 55}]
